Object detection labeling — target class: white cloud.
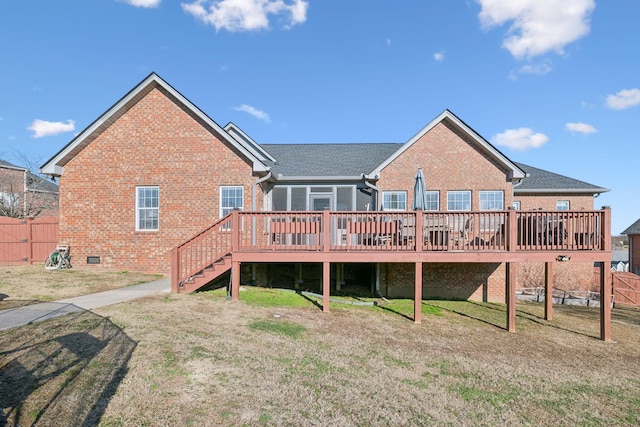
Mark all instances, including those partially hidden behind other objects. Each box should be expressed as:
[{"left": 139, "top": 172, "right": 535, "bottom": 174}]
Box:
[
  {"left": 492, "top": 127, "right": 548, "bottom": 151},
  {"left": 565, "top": 122, "right": 597, "bottom": 135},
  {"left": 120, "top": 0, "right": 161, "bottom": 7},
  {"left": 27, "top": 119, "right": 75, "bottom": 138},
  {"left": 433, "top": 51, "right": 444, "bottom": 62},
  {"left": 518, "top": 60, "right": 552, "bottom": 76},
  {"left": 182, "top": 0, "right": 308, "bottom": 32},
  {"left": 234, "top": 104, "right": 271, "bottom": 123},
  {"left": 386, "top": 38, "right": 391, "bottom": 46},
  {"left": 605, "top": 88, "right": 640, "bottom": 110},
  {"left": 477, "top": 0, "right": 595, "bottom": 59}
]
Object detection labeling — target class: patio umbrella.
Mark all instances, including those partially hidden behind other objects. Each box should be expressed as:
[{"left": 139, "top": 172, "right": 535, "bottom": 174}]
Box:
[{"left": 412, "top": 168, "right": 428, "bottom": 210}]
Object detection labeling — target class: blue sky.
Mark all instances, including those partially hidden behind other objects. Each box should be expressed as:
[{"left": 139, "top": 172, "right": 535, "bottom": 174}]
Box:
[{"left": 1, "top": 0, "right": 638, "bottom": 234}]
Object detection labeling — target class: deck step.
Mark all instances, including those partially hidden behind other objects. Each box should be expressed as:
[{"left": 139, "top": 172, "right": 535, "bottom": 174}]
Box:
[{"left": 178, "top": 256, "right": 232, "bottom": 293}]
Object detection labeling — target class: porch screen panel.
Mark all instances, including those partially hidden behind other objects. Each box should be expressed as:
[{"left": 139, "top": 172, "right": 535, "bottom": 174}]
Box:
[
  {"left": 291, "top": 188, "right": 307, "bottom": 211},
  {"left": 337, "top": 187, "right": 353, "bottom": 211},
  {"left": 272, "top": 187, "right": 287, "bottom": 210},
  {"left": 356, "top": 188, "right": 371, "bottom": 211}
]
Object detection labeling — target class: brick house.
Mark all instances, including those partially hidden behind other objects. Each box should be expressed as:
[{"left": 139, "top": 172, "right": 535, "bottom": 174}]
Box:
[
  {"left": 622, "top": 219, "right": 640, "bottom": 275},
  {"left": 41, "top": 73, "right": 612, "bottom": 325},
  {"left": 0, "top": 159, "right": 59, "bottom": 219}
]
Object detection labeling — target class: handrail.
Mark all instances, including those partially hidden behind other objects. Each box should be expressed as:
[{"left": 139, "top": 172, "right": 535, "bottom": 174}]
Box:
[{"left": 172, "top": 213, "right": 234, "bottom": 291}]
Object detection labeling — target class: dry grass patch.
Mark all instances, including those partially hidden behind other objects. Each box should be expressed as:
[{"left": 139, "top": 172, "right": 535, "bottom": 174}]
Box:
[
  {"left": 0, "top": 265, "right": 162, "bottom": 307},
  {"left": 2, "top": 285, "right": 639, "bottom": 426}
]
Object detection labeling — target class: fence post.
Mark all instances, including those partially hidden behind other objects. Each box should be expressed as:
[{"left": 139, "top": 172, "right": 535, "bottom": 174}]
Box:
[
  {"left": 507, "top": 208, "right": 517, "bottom": 252},
  {"left": 415, "top": 211, "right": 423, "bottom": 252},
  {"left": 231, "top": 210, "right": 240, "bottom": 252},
  {"left": 323, "top": 210, "right": 331, "bottom": 252}
]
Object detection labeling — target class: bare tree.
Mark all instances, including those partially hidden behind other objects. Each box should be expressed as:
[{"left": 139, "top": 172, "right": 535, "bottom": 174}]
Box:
[{"left": 0, "top": 153, "right": 59, "bottom": 219}]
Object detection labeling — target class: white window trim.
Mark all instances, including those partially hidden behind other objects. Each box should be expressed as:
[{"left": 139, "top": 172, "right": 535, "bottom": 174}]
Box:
[
  {"left": 556, "top": 200, "right": 570, "bottom": 210},
  {"left": 135, "top": 186, "right": 159, "bottom": 232},
  {"left": 447, "top": 190, "right": 471, "bottom": 211},
  {"left": 381, "top": 191, "right": 407, "bottom": 211},
  {"left": 479, "top": 190, "right": 504, "bottom": 211},
  {"left": 425, "top": 190, "right": 439, "bottom": 211},
  {"left": 220, "top": 185, "right": 245, "bottom": 218}
]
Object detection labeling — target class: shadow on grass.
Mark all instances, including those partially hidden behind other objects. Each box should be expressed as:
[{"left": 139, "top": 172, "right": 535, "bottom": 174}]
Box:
[
  {"left": 375, "top": 303, "right": 414, "bottom": 321},
  {"left": 0, "top": 308, "right": 137, "bottom": 426},
  {"left": 295, "top": 290, "right": 323, "bottom": 310},
  {"left": 424, "top": 301, "right": 507, "bottom": 331}
]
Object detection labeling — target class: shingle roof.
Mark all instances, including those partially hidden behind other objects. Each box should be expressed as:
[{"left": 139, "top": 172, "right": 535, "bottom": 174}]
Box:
[
  {"left": 262, "top": 143, "right": 401, "bottom": 178},
  {"left": 514, "top": 163, "right": 608, "bottom": 194},
  {"left": 622, "top": 218, "right": 640, "bottom": 235}
]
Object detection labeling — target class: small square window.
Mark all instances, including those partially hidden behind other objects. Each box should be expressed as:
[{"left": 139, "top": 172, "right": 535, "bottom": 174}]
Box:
[
  {"left": 480, "top": 191, "right": 504, "bottom": 211},
  {"left": 556, "top": 201, "right": 570, "bottom": 210},
  {"left": 382, "top": 191, "right": 407, "bottom": 211},
  {"left": 447, "top": 191, "right": 471, "bottom": 211}
]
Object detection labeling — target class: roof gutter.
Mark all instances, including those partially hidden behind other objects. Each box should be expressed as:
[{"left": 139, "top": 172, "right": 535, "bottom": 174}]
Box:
[{"left": 515, "top": 188, "right": 610, "bottom": 195}]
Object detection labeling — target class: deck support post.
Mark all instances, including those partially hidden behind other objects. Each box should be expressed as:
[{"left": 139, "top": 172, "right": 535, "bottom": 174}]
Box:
[
  {"left": 600, "top": 264, "right": 612, "bottom": 341},
  {"left": 171, "top": 248, "right": 179, "bottom": 293},
  {"left": 506, "top": 262, "right": 516, "bottom": 332},
  {"left": 414, "top": 261, "right": 422, "bottom": 324},
  {"left": 323, "top": 261, "right": 330, "bottom": 312},
  {"left": 544, "top": 261, "right": 553, "bottom": 321},
  {"left": 231, "top": 260, "right": 240, "bottom": 301},
  {"left": 600, "top": 206, "right": 612, "bottom": 342}
]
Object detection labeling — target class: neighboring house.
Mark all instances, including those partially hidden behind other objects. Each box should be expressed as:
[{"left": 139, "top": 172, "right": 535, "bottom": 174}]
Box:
[
  {"left": 622, "top": 219, "right": 640, "bottom": 275},
  {"left": 40, "top": 73, "right": 611, "bottom": 306},
  {"left": 0, "top": 159, "right": 59, "bottom": 219}
]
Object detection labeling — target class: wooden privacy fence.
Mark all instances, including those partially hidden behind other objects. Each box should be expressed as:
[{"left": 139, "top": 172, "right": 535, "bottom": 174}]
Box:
[
  {"left": 612, "top": 272, "right": 640, "bottom": 307},
  {"left": 0, "top": 216, "right": 59, "bottom": 264}
]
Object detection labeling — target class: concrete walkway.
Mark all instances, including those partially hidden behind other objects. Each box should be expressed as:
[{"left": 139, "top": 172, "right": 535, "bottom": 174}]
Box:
[{"left": 0, "top": 277, "right": 171, "bottom": 331}]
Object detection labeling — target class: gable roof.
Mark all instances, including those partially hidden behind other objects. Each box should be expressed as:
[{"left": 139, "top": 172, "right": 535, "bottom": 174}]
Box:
[
  {"left": 40, "top": 72, "right": 269, "bottom": 177},
  {"left": 1, "top": 159, "right": 59, "bottom": 193},
  {"left": 372, "top": 109, "right": 526, "bottom": 181},
  {"left": 224, "top": 122, "right": 276, "bottom": 162},
  {"left": 622, "top": 218, "right": 640, "bottom": 235},
  {"left": 514, "top": 163, "right": 609, "bottom": 195},
  {"left": 262, "top": 143, "right": 401, "bottom": 180}
]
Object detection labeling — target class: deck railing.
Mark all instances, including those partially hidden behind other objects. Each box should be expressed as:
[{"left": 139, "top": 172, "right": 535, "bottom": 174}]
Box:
[
  {"left": 236, "top": 209, "right": 606, "bottom": 252},
  {"left": 172, "top": 214, "right": 234, "bottom": 290},
  {"left": 172, "top": 208, "right": 609, "bottom": 289}
]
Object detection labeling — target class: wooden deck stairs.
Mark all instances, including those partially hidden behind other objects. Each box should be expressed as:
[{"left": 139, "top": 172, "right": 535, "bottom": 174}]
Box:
[{"left": 177, "top": 255, "right": 232, "bottom": 293}]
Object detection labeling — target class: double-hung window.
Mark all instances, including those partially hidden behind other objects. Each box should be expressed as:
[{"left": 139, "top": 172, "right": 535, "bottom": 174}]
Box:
[
  {"left": 425, "top": 191, "right": 439, "bottom": 211},
  {"left": 136, "top": 186, "right": 159, "bottom": 231},
  {"left": 556, "top": 201, "right": 569, "bottom": 210},
  {"left": 382, "top": 191, "right": 407, "bottom": 211},
  {"left": 220, "top": 186, "right": 244, "bottom": 218},
  {"left": 447, "top": 191, "right": 471, "bottom": 211}
]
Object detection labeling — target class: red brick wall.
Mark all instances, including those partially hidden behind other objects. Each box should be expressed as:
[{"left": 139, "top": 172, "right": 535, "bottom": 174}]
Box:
[
  {"left": 515, "top": 193, "right": 595, "bottom": 211},
  {"left": 58, "top": 86, "right": 260, "bottom": 273},
  {"left": 380, "top": 262, "right": 507, "bottom": 303},
  {"left": 377, "top": 119, "right": 513, "bottom": 210}
]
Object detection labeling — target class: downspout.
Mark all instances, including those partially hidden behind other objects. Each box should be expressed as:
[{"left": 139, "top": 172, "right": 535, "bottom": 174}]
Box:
[
  {"left": 250, "top": 171, "right": 272, "bottom": 284},
  {"left": 363, "top": 174, "right": 387, "bottom": 299},
  {"left": 252, "top": 170, "right": 272, "bottom": 211},
  {"left": 362, "top": 174, "right": 380, "bottom": 211},
  {"left": 23, "top": 169, "right": 28, "bottom": 218}
]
